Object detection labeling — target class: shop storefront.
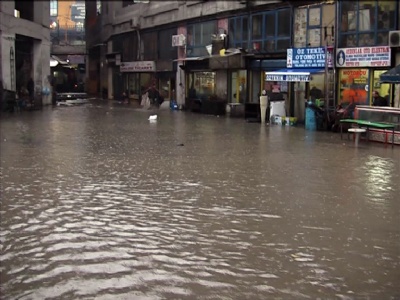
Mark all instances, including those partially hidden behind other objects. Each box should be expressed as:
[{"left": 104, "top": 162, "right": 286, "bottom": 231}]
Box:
[
  {"left": 264, "top": 47, "right": 333, "bottom": 122},
  {"left": 336, "top": 46, "right": 392, "bottom": 106},
  {"left": 120, "top": 61, "right": 156, "bottom": 101}
]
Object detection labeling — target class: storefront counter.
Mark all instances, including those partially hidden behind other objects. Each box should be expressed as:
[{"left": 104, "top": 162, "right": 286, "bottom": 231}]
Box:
[{"left": 354, "top": 105, "right": 400, "bottom": 145}]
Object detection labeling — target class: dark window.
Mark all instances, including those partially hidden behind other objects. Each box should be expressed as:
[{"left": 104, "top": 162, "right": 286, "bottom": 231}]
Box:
[
  {"left": 339, "top": 0, "right": 397, "bottom": 47},
  {"left": 15, "top": 0, "right": 34, "bottom": 21},
  {"left": 251, "top": 8, "right": 291, "bottom": 52},
  {"left": 277, "top": 9, "right": 290, "bottom": 37},
  {"left": 252, "top": 14, "right": 262, "bottom": 40},
  {"left": 186, "top": 21, "right": 217, "bottom": 57},
  {"left": 142, "top": 32, "right": 158, "bottom": 60},
  {"left": 50, "top": 0, "right": 58, "bottom": 17},
  {"left": 158, "top": 28, "right": 177, "bottom": 60},
  {"left": 228, "top": 16, "right": 249, "bottom": 49},
  {"left": 122, "top": 0, "right": 133, "bottom": 7},
  {"left": 265, "top": 14, "right": 275, "bottom": 37}
]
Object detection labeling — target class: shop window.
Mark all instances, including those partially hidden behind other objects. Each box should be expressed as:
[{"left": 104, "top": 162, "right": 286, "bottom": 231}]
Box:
[
  {"left": 339, "top": 1, "right": 397, "bottom": 47},
  {"left": 125, "top": 74, "right": 140, "bottom": 99},
  {"left": 294, "top": 6, "right": 321, "bottom": 48},
  {"left": 140, "top": 73, "right": 152, "bottom": 93},
  {"left": 338, "top": 69, "right": 370, "bottom": 106},
  {"left": 371, "top": 70, "right": 391, "bottom": 106},
  {"left": 186, "top": 21, "right": 217, "bottom": 57},
  {"left": 228, "top": 16, "right": 249, "bottom": 49},
  {"left": 188, "top": 72, "right": 216, "bottom": 100},
  {"left": 250, "top": 8, "right": 291, "bottom": 52}
]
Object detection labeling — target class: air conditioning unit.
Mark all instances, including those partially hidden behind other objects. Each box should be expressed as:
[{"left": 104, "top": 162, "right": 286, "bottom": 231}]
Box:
[
  {"left": 389, "top": 31, "right": 400, "bottom": 47},
  {"left": 172, "top": 34, "right": 186, "bottom": 47}
]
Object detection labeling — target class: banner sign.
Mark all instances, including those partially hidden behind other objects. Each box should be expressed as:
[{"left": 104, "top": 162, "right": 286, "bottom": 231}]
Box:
[
  {"left": 287, "top": 47, "right": 333, "bottom": 68},
  {"left": 266, "top": 74, "right": 310, "bottom": 82},
  {"left": 71, "top": 2, "right": 85, "bottom": 22},
  {"left": 120, "top": 61, "right": 156, "bottom": 72},
  {"left": 336, "top": 46, "right": 391, "bottom": 68}
]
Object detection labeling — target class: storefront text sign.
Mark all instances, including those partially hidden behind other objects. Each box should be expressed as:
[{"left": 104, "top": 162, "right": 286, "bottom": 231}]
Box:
[
  {"left": 336, "top": 46, "right": 391, "bottom": 68},
  {"left": 266, "top": 74, "right": 310, "bottom": 82},
  {"left": 120, "top": 61, "right": 156, "bottom": 72},
  {"left": 287, "top": 47, "right": 333, "bottom": 68}
]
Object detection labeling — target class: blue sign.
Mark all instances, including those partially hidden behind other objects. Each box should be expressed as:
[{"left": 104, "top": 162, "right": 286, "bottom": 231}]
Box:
[{"left": 287, "top": 47, "right": 332, "bottom": 68}]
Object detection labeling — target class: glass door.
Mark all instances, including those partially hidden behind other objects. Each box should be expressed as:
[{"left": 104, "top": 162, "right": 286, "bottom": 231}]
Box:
[{"left": 371, "top": 70, "right": 392, "bottom": 106}]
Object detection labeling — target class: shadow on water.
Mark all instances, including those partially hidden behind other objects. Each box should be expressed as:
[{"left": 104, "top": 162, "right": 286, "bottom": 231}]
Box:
[{"left": 1, "top": 102, "right": 399, "bottom": 299}]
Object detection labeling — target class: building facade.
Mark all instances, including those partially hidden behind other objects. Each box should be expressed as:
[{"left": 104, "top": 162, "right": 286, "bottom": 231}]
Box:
[
  {"left": 86, "top": 0, "right": 400, "bottom": 117},
  {"left": 336, "top": 1, "right": 398, "bottom": 107},
  {"left": 0, "top": 0, "right": 52, "bottom": 105}
]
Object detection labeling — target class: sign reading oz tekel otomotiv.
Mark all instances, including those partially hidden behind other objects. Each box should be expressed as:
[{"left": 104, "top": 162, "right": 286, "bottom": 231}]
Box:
[
  {"left": 336, "top": 46, "right": 391, "bottom": 68},
  {"left": 287, "top": 47, "right": 333, "bottom": 68},
  {"left": 120, "top": 61, "right": 156, "bottom": 72}
]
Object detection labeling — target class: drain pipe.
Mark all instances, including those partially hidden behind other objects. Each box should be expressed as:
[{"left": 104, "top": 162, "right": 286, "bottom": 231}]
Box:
[
  {"left": 135, "top": 28, "right": 141, "bottom": 61},
  {"left": 334, "top": 0, "right": 339, "bottom": 109}
]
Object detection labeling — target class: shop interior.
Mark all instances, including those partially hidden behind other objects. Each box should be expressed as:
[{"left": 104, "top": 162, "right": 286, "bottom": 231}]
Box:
[{"left": 338, "top": 69, "right": 392, "bottom": 107}]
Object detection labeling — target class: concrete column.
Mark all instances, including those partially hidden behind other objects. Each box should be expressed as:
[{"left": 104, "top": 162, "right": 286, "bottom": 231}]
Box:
[
  {"left": 0, "top": 33, "right": 16, "bottom": 91},
  {"left": 40, "top": 40, "right": 52, "bottom": 105},
  {"left": 108, "top": 66, "right": 113, "bottom": 100},
  {"left": 32, "top": 40, "right": 43, "bottom": 100},
  {"left": 176, "top": 63, "right": 185, "bottom": 108}
]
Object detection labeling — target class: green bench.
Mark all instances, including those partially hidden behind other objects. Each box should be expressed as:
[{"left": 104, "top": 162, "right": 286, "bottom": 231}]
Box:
[{"left": 340, "top": 119, "right": 396, "bottom": 148}]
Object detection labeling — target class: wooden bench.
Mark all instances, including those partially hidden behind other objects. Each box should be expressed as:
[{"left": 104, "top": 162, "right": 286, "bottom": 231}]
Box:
[{"left": 340, "top": 119, "right": 396, "bottom": 148}]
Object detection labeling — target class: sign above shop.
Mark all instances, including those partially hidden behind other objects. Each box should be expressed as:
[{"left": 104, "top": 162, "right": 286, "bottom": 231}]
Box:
[
  {"left": 266, "top": 74, "right": 310, "bottom": 82},
  {"left": 265, "top": 68, "right": 324, "bottom": 82},
  {"left": 120, "top": 61, "right": 156, "bottom": 72},
  {"left": 336, "top": 46, "right": 391, "bottom": 68},
  {"left": 287, "top": 47, "right": 333, "bottom": 69}
]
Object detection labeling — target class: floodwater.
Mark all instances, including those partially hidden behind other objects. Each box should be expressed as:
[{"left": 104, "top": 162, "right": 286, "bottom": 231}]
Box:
[{"left": 1, "top": 101, "right": 399, "bottom": 300}]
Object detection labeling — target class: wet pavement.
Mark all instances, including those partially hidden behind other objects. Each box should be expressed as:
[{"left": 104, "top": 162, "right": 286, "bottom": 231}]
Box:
[{"left": 1, "top": 100, "right": 399, "bottom": 299}]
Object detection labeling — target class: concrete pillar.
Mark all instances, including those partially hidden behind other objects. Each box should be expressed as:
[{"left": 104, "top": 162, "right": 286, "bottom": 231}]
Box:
[
  {"left": 32, "top": 40, "right": 43, "bottom": 102},
  {"left": 0, "top": 33, "right": 16, "bottom": 91},
  {"left": 41, "top": 40, "right": 52, "bottom": 105},
  {"left": 176, "top": 63, "right": 185, "bottom": 108},
  {"left": 108, "top": 66, "right": 113, "bottom": 100}
]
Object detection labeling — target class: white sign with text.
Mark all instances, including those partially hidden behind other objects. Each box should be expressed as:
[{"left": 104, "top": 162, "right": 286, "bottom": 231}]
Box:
[
  {"left": 336, "top": 46, "right": 391, "bottom": 68},
  {"left": 120, "top": 61, "right": 156, "bottom": 72}
]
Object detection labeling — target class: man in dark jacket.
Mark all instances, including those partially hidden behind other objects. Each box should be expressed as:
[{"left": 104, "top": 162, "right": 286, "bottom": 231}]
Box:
[
  {"left": 372, "top": 90, "right": 387, "bottom": 106},
  {"left": 146, "top": 84, "right": 160, "bottom": 107}
]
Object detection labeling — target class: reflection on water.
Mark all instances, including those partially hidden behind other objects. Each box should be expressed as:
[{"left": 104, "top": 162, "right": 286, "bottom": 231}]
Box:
[
  {"left": 363, "top": 155, "right": 395, "bottom": 207},
  {"left": 1, "top": 103, "right": 399, "bottom": 299}
]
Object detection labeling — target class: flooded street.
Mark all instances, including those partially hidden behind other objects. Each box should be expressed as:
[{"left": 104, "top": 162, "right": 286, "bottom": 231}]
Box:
[{"left": 1, "top": 101, "right": 399, "bottom": 299}]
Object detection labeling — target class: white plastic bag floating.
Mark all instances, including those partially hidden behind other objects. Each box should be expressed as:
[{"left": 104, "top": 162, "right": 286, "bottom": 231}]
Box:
[{"left": 148, "top": 115, "right": 157, "bottom": 121}]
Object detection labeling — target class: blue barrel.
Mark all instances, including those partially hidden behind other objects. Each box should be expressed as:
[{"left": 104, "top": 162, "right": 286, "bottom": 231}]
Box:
[{"left": 305, "top": 107, "right": 317, "bottom": 131}]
